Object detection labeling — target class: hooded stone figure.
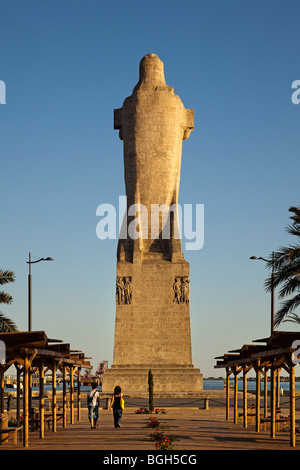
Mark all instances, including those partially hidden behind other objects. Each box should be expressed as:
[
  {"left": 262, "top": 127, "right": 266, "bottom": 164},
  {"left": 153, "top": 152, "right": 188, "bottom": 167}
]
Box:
[{"left": 114, "top": 53, "right": 194, "bottom": 263}]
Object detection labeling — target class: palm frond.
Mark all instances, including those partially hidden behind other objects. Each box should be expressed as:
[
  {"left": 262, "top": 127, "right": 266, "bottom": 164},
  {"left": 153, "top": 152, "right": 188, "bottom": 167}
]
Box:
[
  {"left": 286, "top": 206, "right": 300, "bottom": 236},
  {"left": 0, "top": 312, "right": 18, "bottom": 332},
  {"left": 0, "top": 270, "right": 15, "bottom": 286},
  {"left": 0, "top": 291, "right": 13, "bottom": 304},
  {"left": 289, "top": 206, "right": 300, "bottom": 224},
  {"left": 265, "top": 245, "right": 300, "bottom": 271},
  {"left": 265, "top": 264, "right": 300, "bottom": 293},
  {"left": 283, "top": 312, "right": 300, "bottom": 325},
  {"left": 277, "top": 277, "right": 300, "bottom": 299},
  {"left": 274, "top": 293, "right": 300, "bottom": 327},
  {"left": 286, "top": 225, "right": 300, "bottom": 237}
]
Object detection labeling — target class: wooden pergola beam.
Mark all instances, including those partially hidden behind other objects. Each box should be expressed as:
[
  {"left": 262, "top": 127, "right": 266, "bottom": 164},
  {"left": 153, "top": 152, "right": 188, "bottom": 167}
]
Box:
[
  {"left": 215, "top": 332, "right": 300, "bottom": 448},
  {"left": 0, "top": 330, "right": 91, "bottom": 448}
]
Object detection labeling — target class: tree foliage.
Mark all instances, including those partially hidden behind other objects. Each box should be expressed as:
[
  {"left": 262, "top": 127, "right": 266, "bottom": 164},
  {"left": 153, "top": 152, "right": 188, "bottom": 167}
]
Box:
[
  {"left": 265, "top": 207, "right": 300, "bottom": 327},
  {"left": 0, "top": 269, "right": 17, "bottom": 332},
  {"left": 0, "top": 313, "right": 18, "bottom": 332},
  {"left": 148, "top": 369, "right": 154, "bottom": 413}
]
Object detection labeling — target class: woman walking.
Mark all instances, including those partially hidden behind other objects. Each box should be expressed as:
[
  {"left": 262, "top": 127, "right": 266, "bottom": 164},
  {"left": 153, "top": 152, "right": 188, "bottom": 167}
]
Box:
[{"left": 110, "top": 385, "right": 124, "bottom": 428}]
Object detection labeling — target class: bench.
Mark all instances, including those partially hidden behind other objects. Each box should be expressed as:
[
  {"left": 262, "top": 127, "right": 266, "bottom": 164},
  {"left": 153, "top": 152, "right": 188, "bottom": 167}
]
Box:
[
  {"left": 238, "top": 405, "right": 257, "bottom": 422},
  {"left": 238, "top": 412, "right": 257, "bottom": 423},
  {"left": 0, "top": 426, "right": 23, "bottom": 445},
  {"left": 44, "top": 413, "right": 63, "bottom": 429},
  {"left": 261, "top": 417, "right": 290, "bottom": 431}
]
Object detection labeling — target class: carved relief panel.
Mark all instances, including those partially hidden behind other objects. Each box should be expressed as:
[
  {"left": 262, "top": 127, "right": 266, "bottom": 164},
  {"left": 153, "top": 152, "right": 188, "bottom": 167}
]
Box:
[
  {"left": 173, "top": 276, "right": 190, "bottom": 304},
  {"left": 116, "top": 276, "right": 132, "bottom": 305}
]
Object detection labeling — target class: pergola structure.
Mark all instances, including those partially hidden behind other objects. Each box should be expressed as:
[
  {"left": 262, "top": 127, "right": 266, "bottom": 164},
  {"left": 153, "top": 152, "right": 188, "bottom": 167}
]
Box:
[
  {"left": 215, "top": 331, "right": 300, "bottom": 447},
  {"left": 0, "top": 331, "right": 92, "bottom": 447}
]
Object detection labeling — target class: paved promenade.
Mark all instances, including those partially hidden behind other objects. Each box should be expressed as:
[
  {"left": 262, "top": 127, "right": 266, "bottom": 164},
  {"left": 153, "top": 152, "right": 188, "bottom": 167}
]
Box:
[{"left": 1, "top": 405, "right": 299, "bottom": 451}]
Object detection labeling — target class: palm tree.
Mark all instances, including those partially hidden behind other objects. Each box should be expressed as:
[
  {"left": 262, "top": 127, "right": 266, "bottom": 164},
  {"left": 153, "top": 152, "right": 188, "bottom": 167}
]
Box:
[
  {"left": 0, "top": 269, "right": 18, "bottom": 332},
  {"left": 265, "top": 206, "right": 300, "bottom": 327}
]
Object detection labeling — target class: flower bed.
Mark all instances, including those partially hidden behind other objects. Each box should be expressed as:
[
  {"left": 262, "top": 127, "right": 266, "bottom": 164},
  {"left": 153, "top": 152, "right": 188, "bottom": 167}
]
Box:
[
  {"left": 140, "top": 411, "right": 179, "bottom": 450},
  {"left": 146, "top": 417, "right": 160, "bottom": 428},
  {"left": 135, "top": 407, "right": 167, "bottom": 415},
  {"left": 8, "top": 417, "right": 21, "bottom": 427},
  {"left": 155, "top": 435, "right": 174, "bottom": 450},
  {"left": 135, "top": 408, "right": 149, "bottom": 414},
  {"left": 150, "top": 428, "right": 178, "bottom": 450}
]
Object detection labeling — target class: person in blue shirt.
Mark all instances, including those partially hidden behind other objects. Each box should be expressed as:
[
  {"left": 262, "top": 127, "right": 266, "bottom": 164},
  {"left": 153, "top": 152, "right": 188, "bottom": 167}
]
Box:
[{"left": 87, "top": 383, "right": 100, "bottom": 429}]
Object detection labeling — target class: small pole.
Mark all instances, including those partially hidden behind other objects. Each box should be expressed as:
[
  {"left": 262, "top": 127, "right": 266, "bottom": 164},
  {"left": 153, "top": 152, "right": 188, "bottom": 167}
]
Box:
[
  {"left": 52, "top": 361, "right": 57, "bottom": 432},
  {"left": 63, "top": 365, "right": 67, "bottom": 428},
  {"left": 23, "top": 355, "right": 29, "bottom": 447},
  {"left": 77, "top": 368, "right": 81, "bottom": 422},
  {"left": 233, "top": 367, "right": 238, "bottom": 424},
  {"left": 225, "top": 368, "right": 230, "bottom": 421},
  {"left": 70, "top": 366, "right": 74, "bottom": 424},
  {"left": 290, "top": 359, "right": 296, "bottom": 447},
  {"left": 271, "top": 251, "right": 275, "bottom": 335},
  {"left": 28, "top": 253, "right": 32, "bottom": 331},
  {"left": 243, "top": 367, "right": 247, "bottom": 428},
  {"left": 39, "top": 360, "right": 45, "bottom": 438},
  {"left": 256, "top": 360, "right": 261, "bottom": 432},
  {"left": 271, "top": 361, "right": 276, "bottom": 439}
]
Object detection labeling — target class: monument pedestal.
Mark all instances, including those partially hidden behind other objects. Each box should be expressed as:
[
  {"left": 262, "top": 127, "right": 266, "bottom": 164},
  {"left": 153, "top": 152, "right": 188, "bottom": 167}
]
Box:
[
  {"left": 102, "top": 258, "right": 203, "bottom": 394},
  {"left": 102, "top": 364, "right": 202, "bottom": 395}
]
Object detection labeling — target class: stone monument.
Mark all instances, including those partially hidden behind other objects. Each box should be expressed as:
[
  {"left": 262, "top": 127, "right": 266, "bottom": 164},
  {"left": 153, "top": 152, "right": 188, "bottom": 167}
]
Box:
[{"left": 102, "top": 54, "right": 203, "bottom": 394}]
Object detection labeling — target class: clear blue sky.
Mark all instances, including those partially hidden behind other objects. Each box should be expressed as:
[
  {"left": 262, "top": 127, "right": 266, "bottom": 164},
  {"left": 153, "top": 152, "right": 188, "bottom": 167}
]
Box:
[{"left": 1, "top": 0, "right": 299, "bottom": 377}]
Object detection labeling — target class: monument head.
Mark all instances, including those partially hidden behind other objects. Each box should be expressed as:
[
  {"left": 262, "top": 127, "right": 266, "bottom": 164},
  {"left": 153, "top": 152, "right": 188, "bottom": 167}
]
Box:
[{"left": 134, "top": 53, "right": 166, "bottom": 89}]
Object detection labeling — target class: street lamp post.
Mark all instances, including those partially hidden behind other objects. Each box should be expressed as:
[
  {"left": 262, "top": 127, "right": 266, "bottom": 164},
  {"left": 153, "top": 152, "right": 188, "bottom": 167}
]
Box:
[
  {"left": 250, "top": 252, "right": 275, "bottom": 335},
  {"left": 27, "top": 252, "right": 54, "bottom": 331}
]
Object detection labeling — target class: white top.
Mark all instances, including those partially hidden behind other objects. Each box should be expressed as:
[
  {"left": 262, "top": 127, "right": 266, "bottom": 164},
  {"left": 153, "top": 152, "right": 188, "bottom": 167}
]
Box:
[{"left": 87, "top": 389, "right": 99, "bottom": 407}]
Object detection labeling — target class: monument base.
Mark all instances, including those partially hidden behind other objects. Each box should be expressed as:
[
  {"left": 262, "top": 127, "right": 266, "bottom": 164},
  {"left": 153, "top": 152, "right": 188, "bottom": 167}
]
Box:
[{"left": 101, "top": 364, "right": 203, "bottom": 395}]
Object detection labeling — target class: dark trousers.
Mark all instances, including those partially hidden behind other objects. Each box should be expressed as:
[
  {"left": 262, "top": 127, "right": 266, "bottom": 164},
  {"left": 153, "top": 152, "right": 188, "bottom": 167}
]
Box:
[{"left": 113, "top": 408, "right": 122, "bottom": 428}]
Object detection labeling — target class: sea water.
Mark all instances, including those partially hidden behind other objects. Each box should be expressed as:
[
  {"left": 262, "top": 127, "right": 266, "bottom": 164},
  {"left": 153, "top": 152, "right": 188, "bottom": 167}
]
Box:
[
  {"left": 203, "top": 379, "right": 300, "bottom": 392},
  {"left": 5, "top": 381, "right": 300, "bottom": 393}
]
